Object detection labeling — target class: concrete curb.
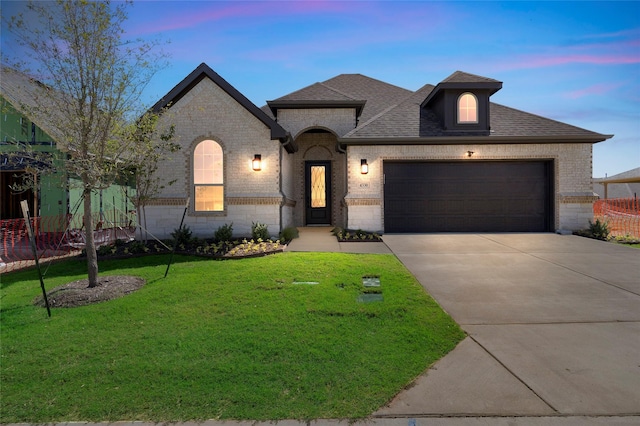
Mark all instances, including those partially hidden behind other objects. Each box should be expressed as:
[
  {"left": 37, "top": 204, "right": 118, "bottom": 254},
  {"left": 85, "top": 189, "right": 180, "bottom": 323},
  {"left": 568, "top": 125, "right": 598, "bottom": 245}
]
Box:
[{"left": 5, "top": 416, "right": 640, "bottom": 426}]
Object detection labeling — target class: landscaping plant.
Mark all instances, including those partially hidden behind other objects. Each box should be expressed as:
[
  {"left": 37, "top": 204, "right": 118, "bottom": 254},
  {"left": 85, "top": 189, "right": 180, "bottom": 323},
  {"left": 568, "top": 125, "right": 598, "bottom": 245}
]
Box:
[
  {"left": 588, "top": 218, "right": 610, "bottom": 240},
  {"left": 251, "top": 222, "right": 270, "bottom": 240},
  {"left": 214, "top": 223, "right": 234, "bottom": 242},
  {"left": 170, "top": 225, "right": 193, "bottom": 247}
]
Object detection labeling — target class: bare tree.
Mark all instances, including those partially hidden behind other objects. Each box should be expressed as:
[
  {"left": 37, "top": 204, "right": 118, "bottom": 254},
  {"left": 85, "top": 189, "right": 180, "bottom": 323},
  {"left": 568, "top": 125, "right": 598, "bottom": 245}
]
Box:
[{"left": 5, "top": 0, "right": 167, "bottom": 287}]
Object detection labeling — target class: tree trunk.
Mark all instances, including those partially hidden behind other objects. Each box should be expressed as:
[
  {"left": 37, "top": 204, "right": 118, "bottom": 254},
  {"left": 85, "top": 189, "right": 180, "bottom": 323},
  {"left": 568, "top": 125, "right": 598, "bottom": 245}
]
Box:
[{"left": 83, "top": 188, "right": 99, "bottom": 287}]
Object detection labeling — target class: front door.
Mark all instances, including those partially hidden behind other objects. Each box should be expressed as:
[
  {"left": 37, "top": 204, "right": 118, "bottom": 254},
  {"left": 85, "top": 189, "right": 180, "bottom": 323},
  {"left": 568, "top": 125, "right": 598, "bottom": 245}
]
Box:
[{"left": 305, "top": 161, "right": 332, "bottom": 225}]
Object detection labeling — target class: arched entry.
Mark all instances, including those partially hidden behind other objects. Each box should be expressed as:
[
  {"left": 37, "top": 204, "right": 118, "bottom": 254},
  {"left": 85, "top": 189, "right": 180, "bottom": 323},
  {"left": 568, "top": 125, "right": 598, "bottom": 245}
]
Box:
[{"left": 291, "top": 129, "right": 346, "bottom": 227}]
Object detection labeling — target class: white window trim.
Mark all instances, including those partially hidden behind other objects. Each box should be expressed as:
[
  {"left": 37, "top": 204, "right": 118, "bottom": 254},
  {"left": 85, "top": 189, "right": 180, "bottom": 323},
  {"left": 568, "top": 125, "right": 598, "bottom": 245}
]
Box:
[
  {"left": 192, "top": 139, "right": 225, "bottom": 214},
  {"left": 457, "top": 92, "right": 479, "bottom": 124}
]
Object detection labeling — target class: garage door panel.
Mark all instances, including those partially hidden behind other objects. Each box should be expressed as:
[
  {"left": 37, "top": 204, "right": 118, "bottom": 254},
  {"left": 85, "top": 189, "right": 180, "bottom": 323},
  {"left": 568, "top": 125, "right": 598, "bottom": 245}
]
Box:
[{"left": 384, "top": 161, "right": 552, "bottom": 233}]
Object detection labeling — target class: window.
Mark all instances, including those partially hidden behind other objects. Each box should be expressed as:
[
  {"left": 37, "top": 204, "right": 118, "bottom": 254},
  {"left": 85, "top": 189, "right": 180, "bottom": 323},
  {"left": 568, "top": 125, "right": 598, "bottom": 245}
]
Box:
[
  {"left": 457, "top": 92, "right": 478, "bottom": 124},
  {"left": 193, "top": 140, "right": 224, "bottom": 211},
  {"left": 310, "top": 165, "right": 326, "bottom": 208}
]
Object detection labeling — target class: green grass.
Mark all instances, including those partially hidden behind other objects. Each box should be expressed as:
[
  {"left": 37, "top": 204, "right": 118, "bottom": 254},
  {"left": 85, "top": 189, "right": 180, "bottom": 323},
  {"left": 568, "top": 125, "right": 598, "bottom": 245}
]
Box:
[{"left": 1, "top": 253, "right": 464, "bottom": 422}]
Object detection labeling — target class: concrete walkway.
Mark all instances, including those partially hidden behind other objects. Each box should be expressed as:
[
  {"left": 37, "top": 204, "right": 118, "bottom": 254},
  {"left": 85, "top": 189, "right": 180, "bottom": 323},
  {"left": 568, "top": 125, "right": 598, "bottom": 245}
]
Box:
[{"left": 285, "top": 226, "right": 391, "bottom": 254}]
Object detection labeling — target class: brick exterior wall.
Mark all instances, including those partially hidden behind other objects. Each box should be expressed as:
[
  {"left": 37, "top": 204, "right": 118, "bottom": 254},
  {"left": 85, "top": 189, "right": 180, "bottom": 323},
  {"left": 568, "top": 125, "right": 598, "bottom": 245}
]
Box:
[
  {"left": 144, "top": 77, "right": 284, "bottom": 238},
  {"left": 280, "top": 145, "right": 296, "bottom": 229},
  {"left": 345, "top": 143, "right": 596, "bottom": 232},
  {"left": 145, "top": 75, "right": 596, "bottom": 237}
]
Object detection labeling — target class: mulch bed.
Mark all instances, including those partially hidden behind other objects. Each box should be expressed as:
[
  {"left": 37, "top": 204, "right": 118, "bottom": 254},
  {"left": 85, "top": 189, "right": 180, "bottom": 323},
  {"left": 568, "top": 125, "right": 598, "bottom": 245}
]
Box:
[{"left": 34, "top": 275, "right": 145, "bottom": 308}]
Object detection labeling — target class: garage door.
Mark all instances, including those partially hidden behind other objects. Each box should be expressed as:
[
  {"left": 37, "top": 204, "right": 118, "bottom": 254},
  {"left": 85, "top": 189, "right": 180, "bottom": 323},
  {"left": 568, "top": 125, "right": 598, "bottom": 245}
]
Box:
[{"left": 384, "top": 161, "right": 552, "bottom": 232}]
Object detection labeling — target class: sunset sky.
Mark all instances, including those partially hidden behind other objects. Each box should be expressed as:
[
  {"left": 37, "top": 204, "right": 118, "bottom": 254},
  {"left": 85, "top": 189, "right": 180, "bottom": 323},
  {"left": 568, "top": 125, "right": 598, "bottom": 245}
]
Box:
[{"left": 2, "top": 1, "right": 639, "bottom": 177}]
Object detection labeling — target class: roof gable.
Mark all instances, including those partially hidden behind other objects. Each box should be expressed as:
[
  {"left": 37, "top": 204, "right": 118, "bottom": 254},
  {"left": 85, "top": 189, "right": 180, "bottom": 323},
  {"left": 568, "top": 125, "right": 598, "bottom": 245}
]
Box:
[
  {"left": 442, "top": 70, "right": 502, "bottom": 85},
  {"left": 269, "top": 74, "right": 412, "bottom": 125},
  {"left": 421, "top": 70, "right": 503, "bottom": 108},
  {"left": 271, "top": 81, "right": 357, "bottom": 103},
  {"left": 152, "top": 63, "right": 291, "bottom": 145},
  {"left": 0, "top": 66, "right": 66, "bottom": 143}
]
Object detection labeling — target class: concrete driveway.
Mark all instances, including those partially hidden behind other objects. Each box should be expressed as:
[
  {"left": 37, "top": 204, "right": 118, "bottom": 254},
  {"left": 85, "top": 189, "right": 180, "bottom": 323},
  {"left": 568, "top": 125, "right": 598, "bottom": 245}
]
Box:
[{"left": 375, "top": 234, "right": 640, "bottom": 419}]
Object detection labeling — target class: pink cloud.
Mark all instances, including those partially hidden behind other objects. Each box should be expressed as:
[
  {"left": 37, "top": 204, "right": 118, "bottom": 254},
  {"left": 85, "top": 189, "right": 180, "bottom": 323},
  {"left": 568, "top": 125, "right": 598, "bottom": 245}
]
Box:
[
  {"left": 564, "top": 82, "right": 624, "bottom": 99},
  {"left": 495, "top": 51, "right": 640, "bottom": 71},
  {"left": 493, "top": 35, "right": 640, "bottom": 71},
  {"left": 126, "top": 1, "right": 359, "bottom": 37}
]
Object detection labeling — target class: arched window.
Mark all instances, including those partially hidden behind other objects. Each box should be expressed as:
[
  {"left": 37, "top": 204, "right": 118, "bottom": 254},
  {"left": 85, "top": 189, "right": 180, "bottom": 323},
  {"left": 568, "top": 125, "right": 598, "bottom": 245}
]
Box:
[
  {"left": 193, "top": 140, "right": 224, "bottom": 211},
  {"left": 458, "top": 92, "right": 478, "bottom": 124}
]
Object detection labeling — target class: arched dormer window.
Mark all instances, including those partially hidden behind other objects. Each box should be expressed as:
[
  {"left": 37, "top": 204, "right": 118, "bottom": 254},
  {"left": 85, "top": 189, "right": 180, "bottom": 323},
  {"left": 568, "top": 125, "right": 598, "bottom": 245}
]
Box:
[
  {"left": 193, "top": 139, "right": 224, "bottom": 211},
  {"left": 457, "top": 92, "right": 478, "bottom": 124}
]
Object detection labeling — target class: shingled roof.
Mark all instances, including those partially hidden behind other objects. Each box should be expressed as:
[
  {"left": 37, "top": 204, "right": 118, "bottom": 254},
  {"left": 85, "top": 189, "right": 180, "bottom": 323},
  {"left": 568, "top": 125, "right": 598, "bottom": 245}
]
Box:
[
  {"left": 268, "top": 70, "right": 610, "bottom": 144},
  {"left": 0, "top": 66, "right": 66, "bottom": 144},
  {"left": 266, "top": 74, "right": 412, "bottom": 125},
  {"left": 441, "top": 70, "right": 502, "bottom": 85}
]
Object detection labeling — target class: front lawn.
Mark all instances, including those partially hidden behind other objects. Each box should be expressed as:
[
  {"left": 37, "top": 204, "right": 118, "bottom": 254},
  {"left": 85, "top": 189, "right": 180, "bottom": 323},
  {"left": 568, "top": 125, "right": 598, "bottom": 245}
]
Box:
[{"left": 1, "top": 252, "right": 464, "bottom": 422}]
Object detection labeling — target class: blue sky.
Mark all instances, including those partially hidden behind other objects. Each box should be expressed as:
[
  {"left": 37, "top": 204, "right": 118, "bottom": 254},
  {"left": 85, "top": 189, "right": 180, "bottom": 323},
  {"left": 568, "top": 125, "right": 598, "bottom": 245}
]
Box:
[{"left": 2, "top": 1, "right": 639, "bottom": 177}]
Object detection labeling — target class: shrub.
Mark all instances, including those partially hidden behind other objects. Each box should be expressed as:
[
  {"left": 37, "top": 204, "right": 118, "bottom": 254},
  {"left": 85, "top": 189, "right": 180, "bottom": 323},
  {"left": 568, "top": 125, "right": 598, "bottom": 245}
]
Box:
[
  {"left": 279, "top": 226, "right": 299, "bottom": 243},
  {"left": 588, "top": 218, "right": 610, "bottom": 240},
  {"left": 252, "top": 222, "right": 270, "bottom": 240},
  {"left": 332, "top": 227, "right": 382, "bottom": 242},
  {"left": 170, "top": 225, "right": 193, "bottom": 246},
  {"left": 214, "top": 223, "right": 233, "bottom": 242},
  {"left": 97, "top": 243, "right": 115, "bottom": 256},
  {"left": 128, "top": 241, "right": 148, "bottom": 254}
]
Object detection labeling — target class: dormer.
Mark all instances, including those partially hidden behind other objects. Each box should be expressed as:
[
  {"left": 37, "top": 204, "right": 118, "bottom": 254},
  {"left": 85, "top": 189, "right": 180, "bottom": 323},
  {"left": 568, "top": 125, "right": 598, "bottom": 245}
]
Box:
[{"left": 421, "top": 71, "right": 502, "bottom": 135}]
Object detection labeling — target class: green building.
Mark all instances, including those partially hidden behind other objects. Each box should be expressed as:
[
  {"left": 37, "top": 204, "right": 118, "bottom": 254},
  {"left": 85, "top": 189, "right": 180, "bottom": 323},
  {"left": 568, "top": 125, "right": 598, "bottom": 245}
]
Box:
[{"left": 1, "top": 67, "right": 134, "bottom": 231}]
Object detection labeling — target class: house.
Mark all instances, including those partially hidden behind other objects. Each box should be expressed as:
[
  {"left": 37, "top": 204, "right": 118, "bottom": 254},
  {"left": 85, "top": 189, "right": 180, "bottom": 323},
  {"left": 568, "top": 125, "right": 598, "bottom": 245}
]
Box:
[
  {"left": 145, "top": 63, "right": 611, "bottom": 238},
  {"left": 593, "top": 167, "right": 640, "bottom": 199},
  {"left": 0, "top": 67, "right": 134, "bottom": 227}
]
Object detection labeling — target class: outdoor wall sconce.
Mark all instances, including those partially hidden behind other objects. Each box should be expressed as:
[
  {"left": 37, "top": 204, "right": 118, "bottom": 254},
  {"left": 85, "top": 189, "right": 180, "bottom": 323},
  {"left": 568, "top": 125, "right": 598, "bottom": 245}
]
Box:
[
  {"left": 361, "top": 159, "right": 369, "bottom": 174},
  {"left": 252, "top": 154, "right": 262, "bottom": 171},
  {"left": 466, "top": 151, "right": 474, "bottom": 158}
]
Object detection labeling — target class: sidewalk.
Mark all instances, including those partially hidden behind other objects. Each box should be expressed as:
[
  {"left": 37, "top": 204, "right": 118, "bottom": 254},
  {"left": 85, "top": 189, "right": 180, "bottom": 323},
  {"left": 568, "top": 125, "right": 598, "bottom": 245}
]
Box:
[{"left": 5, "top": 417, "right": 638, "bottom": 426}]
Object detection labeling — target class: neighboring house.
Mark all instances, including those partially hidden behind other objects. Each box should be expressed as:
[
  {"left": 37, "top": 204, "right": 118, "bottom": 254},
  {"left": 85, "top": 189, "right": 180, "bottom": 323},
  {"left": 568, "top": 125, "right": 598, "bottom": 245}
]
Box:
[
  {"left": 0, "top": 67, "right": 134, "bottom": 227},
  {"left": 145, "top": 63, "right": 612, "bottom": 238},
  {"left": 593, "top": 167, "right": 640, "bottom": 199}
]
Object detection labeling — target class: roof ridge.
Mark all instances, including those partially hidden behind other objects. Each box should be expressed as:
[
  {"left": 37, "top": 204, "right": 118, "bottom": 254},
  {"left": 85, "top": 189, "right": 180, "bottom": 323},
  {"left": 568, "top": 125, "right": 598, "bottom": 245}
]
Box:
[
  {"left": 344, "top": 103, "right": 399, "bottom": 137},
  {"left": 318, "top": 81, "right": 360, "bottom": 101},
  {"left": 151, "top": 63, "right": 292, "bottom": 147},
  {"left": 444, "top": 70, "right": 502, "bottom": 83},
  {"left": 323, "top": 73, "right": 413, "bottom": 93},
  {"left": 344, "top": 83, "right": 433, "bottom": 138}
]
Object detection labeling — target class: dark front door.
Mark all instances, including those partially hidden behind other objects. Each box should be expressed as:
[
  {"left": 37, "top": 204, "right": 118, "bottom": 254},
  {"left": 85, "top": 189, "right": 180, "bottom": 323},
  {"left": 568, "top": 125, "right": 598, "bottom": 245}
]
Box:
[{"left": 305, "top": 161, "right": 332, "bottom": 225}]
